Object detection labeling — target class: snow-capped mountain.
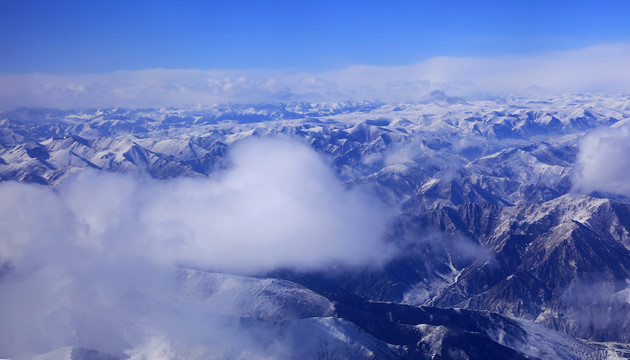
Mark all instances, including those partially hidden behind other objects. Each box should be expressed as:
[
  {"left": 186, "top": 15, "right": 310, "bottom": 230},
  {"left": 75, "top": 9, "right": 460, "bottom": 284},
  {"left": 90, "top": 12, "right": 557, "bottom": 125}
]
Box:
[{"left": 2, "top": 94, "right": 630, "bottom": 359}]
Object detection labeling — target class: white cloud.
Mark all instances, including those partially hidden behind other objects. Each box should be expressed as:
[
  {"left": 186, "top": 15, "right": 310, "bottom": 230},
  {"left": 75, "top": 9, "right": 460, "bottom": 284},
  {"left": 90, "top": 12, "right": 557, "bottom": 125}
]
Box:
[
  {"left": 2, "top": 43, "right": 630, "bottom": 108},
  {"left": 0, "top": 137, "right": 396, "bottom": 358},
  {"left": 572, "top": 124, "right": 630, "bottom": 197},
  {"left": 1, "top": 137, "right": 395, "bottom": 274}
]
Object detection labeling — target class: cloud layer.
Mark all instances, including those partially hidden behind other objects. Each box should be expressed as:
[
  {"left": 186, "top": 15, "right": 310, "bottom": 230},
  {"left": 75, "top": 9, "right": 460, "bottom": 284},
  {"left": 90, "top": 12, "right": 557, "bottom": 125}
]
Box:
[
  {"left": 0, "top": 137, "right": 395, "bottom": 357},
  {"left": 573, "top": 124, "right": 630, "bottom": 197},
  {"left": 2, "top": 43, "right": 630, "bottom": 108},
  {"left": 0, "top": 137, "right": 394, "bottom": 274}
]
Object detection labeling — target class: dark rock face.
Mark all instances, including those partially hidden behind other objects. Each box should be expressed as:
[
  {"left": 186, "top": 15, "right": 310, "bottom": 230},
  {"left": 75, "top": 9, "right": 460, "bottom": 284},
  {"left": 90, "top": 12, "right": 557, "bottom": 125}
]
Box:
[{"left": 330, "top": 294, "right": 532, "bottom": 360}]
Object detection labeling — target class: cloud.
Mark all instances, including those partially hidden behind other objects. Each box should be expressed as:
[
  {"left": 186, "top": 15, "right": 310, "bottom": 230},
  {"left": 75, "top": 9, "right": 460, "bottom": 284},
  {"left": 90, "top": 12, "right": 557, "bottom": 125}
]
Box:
[
  {"left": 2, "top": 43, "right": 630, "bottom": 108},
  {"left": 572, "top": 124, "right": 630, "bottom": 197},
  {"left": 0, "top": 137, "right": 396, "bottom": 358},
  {"left": 1, "top": 137, "right": 395, "bottom": 274}
]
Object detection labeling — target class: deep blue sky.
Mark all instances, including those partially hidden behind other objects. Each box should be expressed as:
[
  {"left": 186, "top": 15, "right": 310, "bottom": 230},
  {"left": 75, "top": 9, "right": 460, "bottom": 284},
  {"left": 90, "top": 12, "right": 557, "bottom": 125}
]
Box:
[{"left": 2, "top": 0, "right": 630, "bottom": 73}]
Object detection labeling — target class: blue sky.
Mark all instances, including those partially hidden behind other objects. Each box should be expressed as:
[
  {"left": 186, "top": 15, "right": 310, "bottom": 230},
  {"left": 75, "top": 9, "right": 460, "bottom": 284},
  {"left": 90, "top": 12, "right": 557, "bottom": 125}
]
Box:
[{"left": 2, "top": 0, "right": 630, "bottom": 73}]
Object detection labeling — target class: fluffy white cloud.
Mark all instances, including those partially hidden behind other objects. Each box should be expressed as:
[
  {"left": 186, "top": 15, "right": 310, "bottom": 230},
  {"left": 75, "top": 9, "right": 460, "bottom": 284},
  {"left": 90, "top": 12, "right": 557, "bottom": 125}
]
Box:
[
  {"left": 572, "top": 124, "right": 630, "bottom": 197},
  {"left": 2, "top": 43, "right": 630, "bottom": 108},
  {"left": 0, "top": 137, "right": 396, "bottom": 358},
  {"left": 1, "top": 137, "right": 395, "bottom": 274}
]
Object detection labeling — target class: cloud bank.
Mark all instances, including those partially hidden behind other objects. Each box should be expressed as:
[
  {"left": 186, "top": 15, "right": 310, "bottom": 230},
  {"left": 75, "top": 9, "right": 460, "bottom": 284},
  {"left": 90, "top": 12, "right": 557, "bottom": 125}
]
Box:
[
  {"left": 2, "top": 43, "right": 630, "bottom": 108},
  {"left": 573, "top": 124, "right": 630, "bottom": 197},
  {"left": 0, "top": 137, "right": 394, "bottom": 274},
  {"left": 0, "top": 137, "right": 395, "bottom": 358}
]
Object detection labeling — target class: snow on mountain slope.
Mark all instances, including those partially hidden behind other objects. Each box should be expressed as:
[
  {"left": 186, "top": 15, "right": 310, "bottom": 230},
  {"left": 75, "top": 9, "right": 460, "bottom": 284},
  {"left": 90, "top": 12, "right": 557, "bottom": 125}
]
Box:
[
  {"left": 174, "top": 269, "right": 335, "bottom": 320},
  {"left": 429, "top": 193, "right": 630, "bottom": 341},
  {"left": 26, "top": 347, "right": 119, "bottom": 360}
]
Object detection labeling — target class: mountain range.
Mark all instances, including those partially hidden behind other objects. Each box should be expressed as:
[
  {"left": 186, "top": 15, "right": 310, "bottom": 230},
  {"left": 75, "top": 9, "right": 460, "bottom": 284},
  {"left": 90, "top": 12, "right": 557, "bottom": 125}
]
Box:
[{"left": 1, "top": 94, "right": 630, "bottom": 359}]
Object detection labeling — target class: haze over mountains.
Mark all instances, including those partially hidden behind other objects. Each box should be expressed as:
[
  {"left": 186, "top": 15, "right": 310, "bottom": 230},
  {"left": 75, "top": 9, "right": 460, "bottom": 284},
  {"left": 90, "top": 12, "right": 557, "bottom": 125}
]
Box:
[
  {"left": 4, "top": 44, "right": 630, "bottom": 109},
  {"left": 2, "top": 93, "right": 630, "bottom": 359}
]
